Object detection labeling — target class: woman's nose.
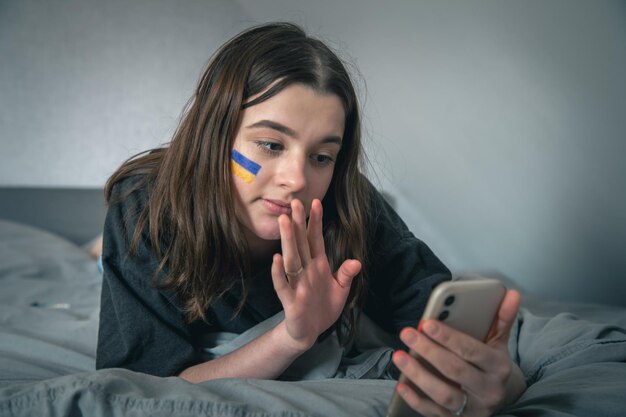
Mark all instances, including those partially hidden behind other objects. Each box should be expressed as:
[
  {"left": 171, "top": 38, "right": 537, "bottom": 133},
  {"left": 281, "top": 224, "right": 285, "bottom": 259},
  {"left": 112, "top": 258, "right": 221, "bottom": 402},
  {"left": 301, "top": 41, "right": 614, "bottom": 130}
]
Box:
[{"left": 276, "top": 156, "right": 307, "bottom": 193}]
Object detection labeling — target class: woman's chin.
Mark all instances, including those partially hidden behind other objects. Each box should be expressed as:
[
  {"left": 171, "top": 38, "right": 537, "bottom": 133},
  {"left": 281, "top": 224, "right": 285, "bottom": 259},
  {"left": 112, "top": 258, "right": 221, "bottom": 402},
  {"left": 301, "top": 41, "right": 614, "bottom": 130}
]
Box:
[
  {"left": 247, "top": 223, "right": 281, "bottom": 243},
  {"left": 256, "top": 230, "right": 281, "bottom": 242}
]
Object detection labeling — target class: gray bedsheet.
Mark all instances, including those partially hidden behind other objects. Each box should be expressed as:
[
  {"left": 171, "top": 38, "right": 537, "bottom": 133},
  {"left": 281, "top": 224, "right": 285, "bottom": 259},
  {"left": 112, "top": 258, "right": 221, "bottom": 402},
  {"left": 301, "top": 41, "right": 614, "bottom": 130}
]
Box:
[{"left": 1, "top": 219, "right": 626, "bottom": 416}]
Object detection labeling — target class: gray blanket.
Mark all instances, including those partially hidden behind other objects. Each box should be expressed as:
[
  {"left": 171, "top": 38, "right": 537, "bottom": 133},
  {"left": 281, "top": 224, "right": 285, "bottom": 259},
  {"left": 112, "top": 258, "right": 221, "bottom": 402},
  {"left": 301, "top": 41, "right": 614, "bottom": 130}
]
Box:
[{"left": 1, "top": 219, "right": 626, "bottom": 416}]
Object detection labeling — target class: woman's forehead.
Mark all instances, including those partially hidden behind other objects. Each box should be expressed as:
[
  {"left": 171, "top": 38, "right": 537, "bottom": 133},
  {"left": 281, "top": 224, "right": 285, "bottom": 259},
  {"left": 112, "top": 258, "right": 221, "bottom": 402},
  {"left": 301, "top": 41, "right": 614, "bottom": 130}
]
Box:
[{"left": 240, "top": 84, "right": 345, "bottom": 139}]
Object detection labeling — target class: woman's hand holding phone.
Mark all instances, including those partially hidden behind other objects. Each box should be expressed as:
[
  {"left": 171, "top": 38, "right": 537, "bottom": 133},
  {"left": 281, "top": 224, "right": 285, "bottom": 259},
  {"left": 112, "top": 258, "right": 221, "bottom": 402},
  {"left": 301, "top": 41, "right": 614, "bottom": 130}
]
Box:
[{"left": 391, "top": 287, "right": 526, "bottom": 417}]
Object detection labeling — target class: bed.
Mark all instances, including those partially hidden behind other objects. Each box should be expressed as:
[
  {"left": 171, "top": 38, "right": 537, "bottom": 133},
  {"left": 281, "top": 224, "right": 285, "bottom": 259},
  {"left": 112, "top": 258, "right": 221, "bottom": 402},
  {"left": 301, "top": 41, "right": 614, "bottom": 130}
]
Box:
[{"left": 1, "top": 187, "right": 625, "bottom": 417}]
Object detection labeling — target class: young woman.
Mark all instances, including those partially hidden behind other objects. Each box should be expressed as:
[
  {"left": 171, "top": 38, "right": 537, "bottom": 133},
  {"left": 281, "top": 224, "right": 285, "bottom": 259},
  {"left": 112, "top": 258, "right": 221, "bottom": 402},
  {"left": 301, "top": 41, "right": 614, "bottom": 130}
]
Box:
[{"left": 96, "top": 22, "right": 525, "bottom": 417}]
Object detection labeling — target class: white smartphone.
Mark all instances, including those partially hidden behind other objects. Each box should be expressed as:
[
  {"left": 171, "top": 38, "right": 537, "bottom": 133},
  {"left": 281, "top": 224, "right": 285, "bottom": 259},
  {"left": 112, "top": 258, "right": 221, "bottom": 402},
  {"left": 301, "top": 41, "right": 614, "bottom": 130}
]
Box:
[{"left": 385, "top": 277, "right": 507, "bottom": 417}]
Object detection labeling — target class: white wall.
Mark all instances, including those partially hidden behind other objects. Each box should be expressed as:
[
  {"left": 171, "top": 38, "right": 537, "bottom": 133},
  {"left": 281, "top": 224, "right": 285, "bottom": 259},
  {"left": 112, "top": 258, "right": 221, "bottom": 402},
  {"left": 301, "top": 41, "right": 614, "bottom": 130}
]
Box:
[
  {"left": 235, "top": 0, "right": 626, "bottom": 306},
  {"left": 1, "top": 1, "right": 625, "bottom": 306},
  {"left": 0, "top": 0, "right": 252, "bottom": 187}
]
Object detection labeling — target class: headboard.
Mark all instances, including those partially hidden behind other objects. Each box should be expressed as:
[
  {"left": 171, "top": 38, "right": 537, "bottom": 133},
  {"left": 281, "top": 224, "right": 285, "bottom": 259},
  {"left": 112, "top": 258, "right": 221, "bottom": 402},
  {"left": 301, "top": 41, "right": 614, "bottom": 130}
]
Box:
[{"left": 0, "top": 187, "right": 107, "bottom": 245}]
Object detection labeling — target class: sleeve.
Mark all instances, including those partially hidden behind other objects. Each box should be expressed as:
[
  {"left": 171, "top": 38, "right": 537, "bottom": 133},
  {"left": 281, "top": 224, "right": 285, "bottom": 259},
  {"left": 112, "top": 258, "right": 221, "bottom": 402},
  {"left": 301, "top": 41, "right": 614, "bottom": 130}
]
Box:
[
  {"left": 363, "top": 188, "right": 452, "bottom": 334},
  {"left": 96, "top": 178, "right": 202, "bottom": 377}
]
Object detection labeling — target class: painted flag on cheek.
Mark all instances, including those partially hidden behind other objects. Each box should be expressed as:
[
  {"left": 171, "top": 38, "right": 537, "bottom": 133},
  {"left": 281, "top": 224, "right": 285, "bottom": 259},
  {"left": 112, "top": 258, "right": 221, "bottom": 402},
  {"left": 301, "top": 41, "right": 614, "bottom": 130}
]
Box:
[{"left": 231, "top": 149, "right": 261, "bottom": 184}]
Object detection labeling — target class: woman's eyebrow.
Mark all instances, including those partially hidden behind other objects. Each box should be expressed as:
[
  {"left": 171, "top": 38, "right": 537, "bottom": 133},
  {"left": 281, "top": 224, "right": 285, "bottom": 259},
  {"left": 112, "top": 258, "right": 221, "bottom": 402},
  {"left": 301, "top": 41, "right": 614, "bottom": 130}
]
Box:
[
  {"left": 246, "top": 119, "right": 342, "bottom": 145},
  {"left": 247, "top": 120, "right": 296, "bottom": 137}
]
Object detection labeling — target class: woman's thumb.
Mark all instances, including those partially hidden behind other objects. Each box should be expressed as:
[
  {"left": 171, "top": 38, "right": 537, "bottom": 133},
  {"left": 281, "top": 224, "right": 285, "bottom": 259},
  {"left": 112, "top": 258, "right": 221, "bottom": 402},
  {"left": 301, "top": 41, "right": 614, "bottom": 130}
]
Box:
[{"left": 335, "top": 259, "right": 361, "bottom": 288}]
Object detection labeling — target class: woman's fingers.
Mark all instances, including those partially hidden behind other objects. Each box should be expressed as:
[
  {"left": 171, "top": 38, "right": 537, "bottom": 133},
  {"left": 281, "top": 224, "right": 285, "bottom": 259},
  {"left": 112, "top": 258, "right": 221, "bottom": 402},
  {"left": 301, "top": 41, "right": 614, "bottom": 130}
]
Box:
[
  {"left": 394, "top": 290, "right": 523, "bottom": 416},
  {"left": 278, "top": 213, "right": 303, "bottom": 280},
  {"left": 279, "top": 199, "right": 312, "bottom": 279},
  {"left": 392, "top": 350, "right": 469, "bottom": 414},
  {"left": 283, "top": 198, "right": 325, "bottom": 266},
  {"left": 486, "top": 289, "right": 521, "bottom": 345},
  {"left": 413, "top": 291, "right": 520, "bottom": 375},
  {"left": 399, "top": 327, "right": 483, "bottom": 389},
  {"left": 335, "top": 259, "right": 361, "bottom": 289},
  {"left": 271, "top": 253, "right": 294, "bottom": 303},
  {"left": 419, "top": 320, "right": 498, "bottom": 373},
  {"left": 411, "top": 320, "right": 512, "bottom": 404},
  {"left": 290, "top": 199, "right": 311, "bottom": 265},
  {"left": 306, "top": 198, "right": 359, "bottom": 289},
  {"left": 394, "top": 380, "right": 461, "bottom": 417},
  {"left": 307, "top": 199, "right": 325, "bottom": 259}
]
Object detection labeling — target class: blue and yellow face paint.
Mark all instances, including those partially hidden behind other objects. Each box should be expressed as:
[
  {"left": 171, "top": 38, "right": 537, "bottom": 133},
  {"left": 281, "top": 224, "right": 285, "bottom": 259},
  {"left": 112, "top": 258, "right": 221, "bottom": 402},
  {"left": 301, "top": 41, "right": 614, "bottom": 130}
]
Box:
[{"left": 231, "top": 149, "right": 261, "bottom": 184}]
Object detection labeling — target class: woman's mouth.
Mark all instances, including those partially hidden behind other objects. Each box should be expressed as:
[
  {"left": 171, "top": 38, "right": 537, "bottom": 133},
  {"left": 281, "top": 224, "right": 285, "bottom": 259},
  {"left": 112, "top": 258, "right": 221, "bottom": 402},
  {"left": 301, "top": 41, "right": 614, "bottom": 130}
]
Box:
[{"left": 262, "top": 199, "right": 292, "bottom": 215}]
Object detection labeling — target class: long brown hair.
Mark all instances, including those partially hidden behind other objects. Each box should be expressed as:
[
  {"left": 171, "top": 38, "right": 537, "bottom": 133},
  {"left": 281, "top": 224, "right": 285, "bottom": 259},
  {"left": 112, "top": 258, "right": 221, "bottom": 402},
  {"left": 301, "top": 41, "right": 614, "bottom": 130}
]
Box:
[{"left": 105, "top": 22, "right": 372, "bottom": 344}]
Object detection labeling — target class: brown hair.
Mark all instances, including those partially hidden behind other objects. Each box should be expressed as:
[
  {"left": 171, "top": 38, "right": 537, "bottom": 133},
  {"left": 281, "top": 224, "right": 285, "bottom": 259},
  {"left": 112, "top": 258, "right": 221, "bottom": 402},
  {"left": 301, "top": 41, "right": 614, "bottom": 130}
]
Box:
[{"left": 105, "top": 22, "right": 372, "bottom": 344}]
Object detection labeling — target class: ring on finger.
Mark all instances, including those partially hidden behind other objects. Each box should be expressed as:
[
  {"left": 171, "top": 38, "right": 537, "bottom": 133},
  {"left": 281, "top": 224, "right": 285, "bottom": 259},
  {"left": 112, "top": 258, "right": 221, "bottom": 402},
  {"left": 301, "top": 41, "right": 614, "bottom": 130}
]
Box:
[
  {"left": 285, "top": 265, "right": 304, "bottom": 279},
  {"left": 451, "top": 391, "right": 468, "bottom": 416}
]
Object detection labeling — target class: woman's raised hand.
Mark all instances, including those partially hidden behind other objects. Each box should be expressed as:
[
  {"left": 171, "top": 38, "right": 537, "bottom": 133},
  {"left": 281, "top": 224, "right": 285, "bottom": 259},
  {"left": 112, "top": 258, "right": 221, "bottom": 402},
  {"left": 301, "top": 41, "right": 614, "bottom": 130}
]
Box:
[{"left": 271, "top": 198, "right": 361, "bottom": 351}]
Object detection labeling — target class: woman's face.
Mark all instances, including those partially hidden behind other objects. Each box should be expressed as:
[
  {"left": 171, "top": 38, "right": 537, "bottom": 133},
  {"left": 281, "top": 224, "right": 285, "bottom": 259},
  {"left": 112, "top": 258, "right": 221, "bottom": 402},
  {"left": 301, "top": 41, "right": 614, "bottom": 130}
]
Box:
[{"left": 230, "top": 83, "right": 345, "bottom": 253}]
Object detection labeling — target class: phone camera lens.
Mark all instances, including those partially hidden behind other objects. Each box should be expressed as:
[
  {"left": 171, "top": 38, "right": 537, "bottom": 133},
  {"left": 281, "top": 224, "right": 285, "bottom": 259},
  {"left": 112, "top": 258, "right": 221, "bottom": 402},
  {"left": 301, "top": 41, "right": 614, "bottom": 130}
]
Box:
[
  {"left": 438, "top": 310, "right": 449, "bottom": 321},
  {"left": 444, "top": 295, "right": 455, "bottom": 306}
]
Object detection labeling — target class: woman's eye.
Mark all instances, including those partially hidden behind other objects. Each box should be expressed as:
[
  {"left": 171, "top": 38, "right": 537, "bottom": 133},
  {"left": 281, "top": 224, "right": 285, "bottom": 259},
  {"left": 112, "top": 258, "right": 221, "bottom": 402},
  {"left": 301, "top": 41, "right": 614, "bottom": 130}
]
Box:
[
  {"left": 312, "top": 154, "right": 335, "bottom": 166},
  {"left": 255, "top": 141, "right": 282, "bottom": 154}
]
